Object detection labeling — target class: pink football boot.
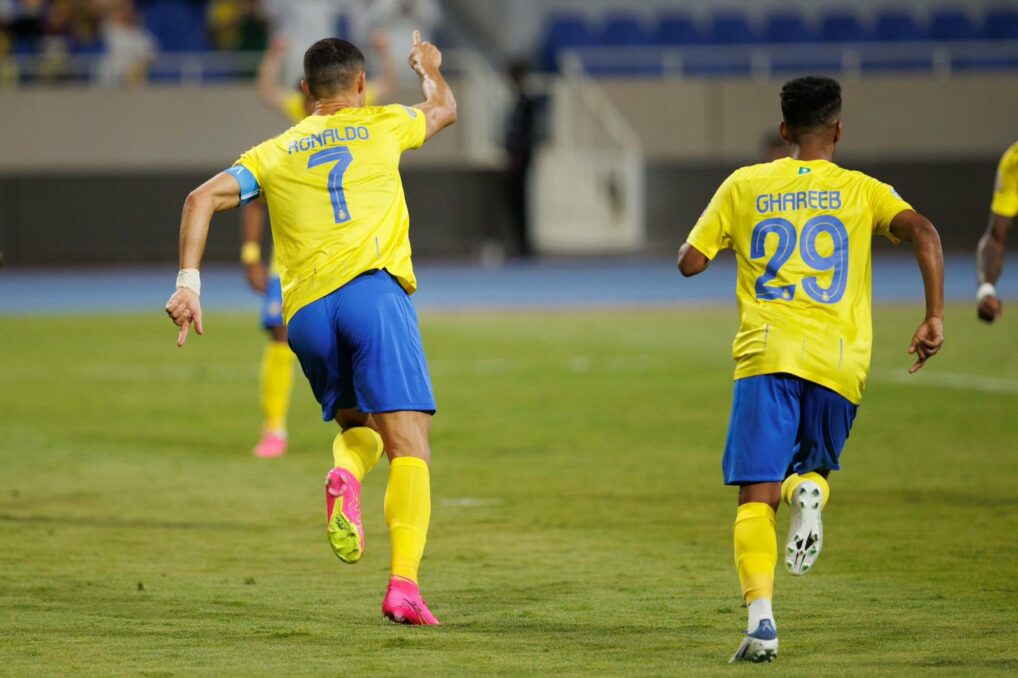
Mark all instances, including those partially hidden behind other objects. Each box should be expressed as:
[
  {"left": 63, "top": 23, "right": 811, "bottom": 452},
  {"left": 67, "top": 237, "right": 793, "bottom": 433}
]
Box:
[
  {"left": 325, "top": 468, "right": 364, "bottom": 563},
  {"left": 253, "top": 431, "right": 287, "bottom": 458},
  {"left": 382, "top": 578, "right": 440, "bottom": 625}
]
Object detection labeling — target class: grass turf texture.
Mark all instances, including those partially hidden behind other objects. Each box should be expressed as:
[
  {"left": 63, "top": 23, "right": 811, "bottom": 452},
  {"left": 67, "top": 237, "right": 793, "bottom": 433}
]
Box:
[{"left": 1, "top": 305, "right": 1016, "bottom": 676}]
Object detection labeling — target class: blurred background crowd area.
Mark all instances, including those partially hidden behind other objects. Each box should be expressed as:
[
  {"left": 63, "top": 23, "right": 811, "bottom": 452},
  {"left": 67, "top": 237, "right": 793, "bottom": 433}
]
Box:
[
  {"left": 1, "top": 0, "right": 1017, "bottom": 85},
  {"left": 0, "top": 0, "right": 1016, "bottom": 267}
]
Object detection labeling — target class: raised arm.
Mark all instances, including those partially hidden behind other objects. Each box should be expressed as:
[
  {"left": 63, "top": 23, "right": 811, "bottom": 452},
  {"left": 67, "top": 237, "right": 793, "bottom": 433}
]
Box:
[
  {"left": 976, "top": 212, "right": 1013, "bottom": 323},
  {"left": 255, "top": 38, "right": 290, "bottom": 112},
  {"left": 407, "top": 30, "right": 457, "bottom": 141},
  {"left": 164, "top": 172, "right": 243, "bottom": 347},
  {"left": 890, "top": 209, "right": 945, "bottom": 373}
]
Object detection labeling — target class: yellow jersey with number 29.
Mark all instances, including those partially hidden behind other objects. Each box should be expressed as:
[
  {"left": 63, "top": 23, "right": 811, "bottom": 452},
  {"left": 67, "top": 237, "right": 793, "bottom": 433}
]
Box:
[
  {"left": 228, "top": 104, "right": 427, "bottom": 322},
  {"left": 686, "top": 157, "right": 912, "bottom": 404}
]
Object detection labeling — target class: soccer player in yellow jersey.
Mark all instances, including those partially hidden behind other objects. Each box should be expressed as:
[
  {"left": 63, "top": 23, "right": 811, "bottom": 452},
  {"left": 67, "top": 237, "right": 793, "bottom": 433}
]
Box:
[
  {"left": 976, "top": 141, "right": 1017, "bottom": 323},
  {"left": 164, "top": 32, "right": 457, "bottom": 624},
  {"left": 677, "top": 76, "right": 945, "bottom": 662},
  {"left": 243, "top": 35, "right": 397, "bottom": 458}
]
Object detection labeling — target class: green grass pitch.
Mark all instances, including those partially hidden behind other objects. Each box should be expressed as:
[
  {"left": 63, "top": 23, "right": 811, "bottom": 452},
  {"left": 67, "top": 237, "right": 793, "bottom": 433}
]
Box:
[{"left": 1, "top": 305, "right": 1016, "bottom": 676}]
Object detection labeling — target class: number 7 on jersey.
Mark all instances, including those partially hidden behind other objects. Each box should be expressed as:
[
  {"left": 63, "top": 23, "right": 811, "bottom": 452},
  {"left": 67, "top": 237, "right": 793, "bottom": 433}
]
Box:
[{"left": 308, "top": 146, "right": 354, "bottom": 223}]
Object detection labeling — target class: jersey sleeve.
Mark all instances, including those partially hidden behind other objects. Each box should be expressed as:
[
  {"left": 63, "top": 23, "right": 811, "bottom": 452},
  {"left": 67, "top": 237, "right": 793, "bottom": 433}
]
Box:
[
  {"left": 686, "top": 173, "right": 738, "bottom": 259},
  {"left": 386, "top": 104, "right": 428, "bottom": 152},
  {"left": 869, "top": 179, "right": 913, "bottom": 243},
  {"left": 990, "top": 143, "right": 1018, "bottom": 218}
]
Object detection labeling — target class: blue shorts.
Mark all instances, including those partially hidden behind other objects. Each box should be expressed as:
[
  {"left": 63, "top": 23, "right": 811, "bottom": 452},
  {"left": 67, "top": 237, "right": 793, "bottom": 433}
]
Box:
[
  {"left": 722, "top": 373, "right": 858, "bottom": 485},
  {"left": 287, "top": 269, "right": 436, "bottom": 420},
  {"left": 262, "top": 276, "right": 284, "bottom": 329}
]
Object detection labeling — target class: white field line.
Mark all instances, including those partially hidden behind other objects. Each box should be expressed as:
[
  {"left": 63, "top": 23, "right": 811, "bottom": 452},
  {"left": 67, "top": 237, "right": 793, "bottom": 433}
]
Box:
[
  {"left": 878, "top": 370, "right": 1018, "bottom": 395},
  {"left": 438, "top": 497, "right": 504, "bottom": 508}
]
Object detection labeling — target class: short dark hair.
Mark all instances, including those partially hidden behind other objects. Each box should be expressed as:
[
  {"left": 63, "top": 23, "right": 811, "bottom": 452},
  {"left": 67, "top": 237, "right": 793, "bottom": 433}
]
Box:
[
  {"left": 780, "top": 76, "right": 842, "bottom": 136},
  {"left": 303, "top": 38, "right": 365, "bottom": 98}
]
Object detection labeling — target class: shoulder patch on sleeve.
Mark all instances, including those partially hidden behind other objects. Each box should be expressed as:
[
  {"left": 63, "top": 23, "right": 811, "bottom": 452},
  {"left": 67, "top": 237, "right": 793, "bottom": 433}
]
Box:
[
  {"left": 400, "top": 104, "right": 418, "bottom": 119},
  {"left": 225, "top": 165, "right": 261, "bottom": 205}
]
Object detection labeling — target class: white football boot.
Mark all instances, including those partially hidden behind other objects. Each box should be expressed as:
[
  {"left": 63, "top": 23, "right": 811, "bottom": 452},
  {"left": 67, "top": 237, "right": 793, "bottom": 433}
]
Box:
[
  {"left": 729, "top": 619, "right": 778, "bottom": 663},
  {"left": 785, "top": 479, "right": 823, "bottom": 575}
]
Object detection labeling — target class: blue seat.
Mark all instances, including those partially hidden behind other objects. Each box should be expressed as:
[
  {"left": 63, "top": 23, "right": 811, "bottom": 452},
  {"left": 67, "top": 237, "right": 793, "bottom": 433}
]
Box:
[
  {"left": 764, "top": 14, "right": 814, "bottom": 44},
  {"left": 874, "top": 11, "right": 925, "bottom": 42},
  {"left": 707, "top": 13, "right": 758, "bottom": 44},
  {"left": 599, "top": 12, "right": 651, "bottom": 46},
  {"left": 143, "top": 0, "right": 209, "bottom": 52},
  {"left": 985, "top": 8, "right": 1018, "bottom": 39},
  {"left": 819, "top": 12, "right": 870, "bottom": 42},
  {"left": 930, "top": 9, "right": 980, "bottom": 41},
  {"left": 540, "top": 14, "right": 595, "bottom": 71},
  {"left": 654, "top": 13, "right": 702, "bottom": 45}
]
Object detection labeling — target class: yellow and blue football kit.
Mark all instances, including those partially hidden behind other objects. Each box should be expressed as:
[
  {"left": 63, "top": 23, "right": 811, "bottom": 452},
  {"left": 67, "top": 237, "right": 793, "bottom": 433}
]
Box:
[
  {"left": 990, "top": 140, "right": 1018, "bottom": 218},
  {"left": 686, "top": 157, "right": 912, "bottom": 485},
  {"left": 225, "top": 103, "right": 432, "bottom": 419}
]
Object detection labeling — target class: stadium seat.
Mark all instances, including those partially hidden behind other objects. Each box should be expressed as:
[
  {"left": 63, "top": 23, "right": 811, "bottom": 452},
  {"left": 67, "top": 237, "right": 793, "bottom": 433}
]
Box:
[
  {"left": 985, "top": 8, "right": 1018, "bottom": 39},
  {"left": 142, "top": 0, "right": 210, "bottom": 53},
  {"left": 706, "top": 13, "right": 758, "bottom": 44},
  {"left": 654, "top": 13, "right": 702, "bottom": 45},
  {"left": 874, "top": 11, "right": 925, "bottom": 42},
  {"left": 599, "top": 12, "right": 652, "bottom": 46},
  {"left": 929, "top": 9, "right": 981, "bottom": 41},
  {"left": 764, "top": 14, "right": 814, "bottom": 44},
  {"left": 539, "top": 14, "right": 595, "bottom": 71},
  {"left": 819, "top": 12, "right": 870, "bottom": 42}
]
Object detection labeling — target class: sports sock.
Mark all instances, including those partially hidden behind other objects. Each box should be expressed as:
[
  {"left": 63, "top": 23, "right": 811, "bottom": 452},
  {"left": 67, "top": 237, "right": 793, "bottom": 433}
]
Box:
[
  {"left": 781, "top": 471, "right": 830, "bottom": 509},
  {"left": 332, "top": 427, "right": 385, "bottom": 481},
  {"left": 747, "top": 598, "right": 774, "bottom": 632},
  {"left": 384, "top": 457, "right": 431, "bottom": 584},
  {"left": 260, "top": 341, "right": 295, "bottom": 433},
  {"left": 734, "top": 502, "right": 777, "bottom": 609}
]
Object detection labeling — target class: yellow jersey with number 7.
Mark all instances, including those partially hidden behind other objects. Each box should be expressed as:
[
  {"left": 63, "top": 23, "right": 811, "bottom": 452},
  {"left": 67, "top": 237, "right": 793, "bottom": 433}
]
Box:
[
  {"left": 227, "top": 104, "right": 427, "bottom": 322},
  {"left": 686, "top": 157, "right": 912, "bottom": 404}
]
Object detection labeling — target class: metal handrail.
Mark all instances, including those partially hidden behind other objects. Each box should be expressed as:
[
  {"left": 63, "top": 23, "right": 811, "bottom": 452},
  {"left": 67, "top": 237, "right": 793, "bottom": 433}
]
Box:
[
  {"left": 560, "top": 39, "right": 1018, "bottom": 79},
  {"left": 0, "top": 47, "right": 498, "bottom": 86}
]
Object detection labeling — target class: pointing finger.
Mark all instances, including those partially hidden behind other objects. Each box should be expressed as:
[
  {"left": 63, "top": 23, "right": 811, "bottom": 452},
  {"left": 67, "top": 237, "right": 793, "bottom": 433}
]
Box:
[
  {"left": 413, "top": 29, "right": 421, "bottom": 46},
  {"left": 194, "top": 311, "right": 204, "bottom": 336},
  {"left": 177, "top": 320, "right": 190, "bottom": 348}
]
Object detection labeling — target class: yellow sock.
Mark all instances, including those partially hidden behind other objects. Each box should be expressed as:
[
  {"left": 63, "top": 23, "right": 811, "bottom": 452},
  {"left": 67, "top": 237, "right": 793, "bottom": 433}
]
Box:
[
  {"left": 781, "top": 472, "right": 830, "bottom": 509},
  {"left": 260, "top": 342, "right": 295, "bottom": 433},
  {"left": 384, "top": 457, "right": 431, "bottom": 583},
  {"left": 332, "top": 427, "right": 384, "bottom": 481},
  {"left": 734, "top": 502, "right": 777, "bottom": 604}
]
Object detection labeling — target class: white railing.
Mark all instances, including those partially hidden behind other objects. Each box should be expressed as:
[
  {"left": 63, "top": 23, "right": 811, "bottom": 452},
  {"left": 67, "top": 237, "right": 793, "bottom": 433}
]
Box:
[
  {"left": 561, "top": 39, "right": 1018, "bottom": 80},
  {"left": 531, "top": 50, "right": 645, "bottom": 254}
]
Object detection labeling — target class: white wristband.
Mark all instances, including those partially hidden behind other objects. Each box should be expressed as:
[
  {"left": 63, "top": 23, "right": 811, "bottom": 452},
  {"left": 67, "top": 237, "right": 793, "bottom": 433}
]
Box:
[
  {"left": 176, "top": 268, "right": 201, "bottom": 296},
  {"left": 977, "top": 282, "right": 996, "bottom": 302}
]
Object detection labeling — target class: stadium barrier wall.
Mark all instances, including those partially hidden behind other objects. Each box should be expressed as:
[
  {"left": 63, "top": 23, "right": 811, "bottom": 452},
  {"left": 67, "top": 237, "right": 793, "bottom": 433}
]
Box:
[{"left": 0, "top": 158, "right": 1000, "bottom": 266}]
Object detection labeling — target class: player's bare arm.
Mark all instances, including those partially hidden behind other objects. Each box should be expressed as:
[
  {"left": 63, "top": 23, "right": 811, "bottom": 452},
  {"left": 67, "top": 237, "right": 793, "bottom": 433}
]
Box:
[
  {"left": 256, "top": 37, "right": 290, "bottom": 113},
  {"left": 976, "top": 212, "right": 1012, "bottom": 323},
  {"left": 677, "top": 242, "right": 710, "bottom": 277},
  {"left": 164, "top": 172, "right": 242, "bottom": 347},
  {"left": 408, "top": 30, "right": 457, "bottom": 140},
  {"left": 889, "top": 209, "right": 945, "bottom": 373},
  {"left": 241, "top": 202, "right": 268, "bottom": 293}
]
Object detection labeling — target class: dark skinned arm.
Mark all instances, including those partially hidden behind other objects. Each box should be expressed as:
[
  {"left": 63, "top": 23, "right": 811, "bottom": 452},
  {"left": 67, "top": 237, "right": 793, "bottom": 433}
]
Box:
[
  {"left": 889, "top": 209, "right": 945, "bottom": 373},
  {"left": 676, "top": 242, "right": 710, "bottom": 277},
  {"left": 976, "top": 212, "right": 1013, "bottom": 323}
]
